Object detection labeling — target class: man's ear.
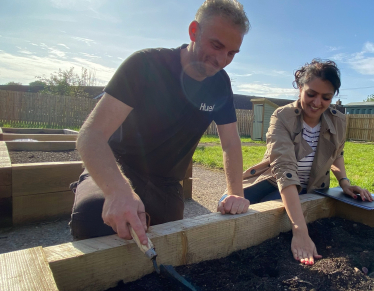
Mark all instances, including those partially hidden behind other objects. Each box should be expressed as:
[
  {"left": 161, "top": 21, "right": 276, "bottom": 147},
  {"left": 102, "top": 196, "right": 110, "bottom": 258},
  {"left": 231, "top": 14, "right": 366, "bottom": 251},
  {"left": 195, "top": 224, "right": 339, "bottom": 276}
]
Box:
[{"left": 189, "top": 21, "right": 199, "bottom": 42}]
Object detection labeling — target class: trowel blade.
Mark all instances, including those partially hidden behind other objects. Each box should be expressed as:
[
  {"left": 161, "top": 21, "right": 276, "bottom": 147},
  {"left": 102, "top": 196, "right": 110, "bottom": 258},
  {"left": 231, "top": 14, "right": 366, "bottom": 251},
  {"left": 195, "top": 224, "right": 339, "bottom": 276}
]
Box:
[{"left": 159, "top": 264, "right": 197, "bottom": 291}]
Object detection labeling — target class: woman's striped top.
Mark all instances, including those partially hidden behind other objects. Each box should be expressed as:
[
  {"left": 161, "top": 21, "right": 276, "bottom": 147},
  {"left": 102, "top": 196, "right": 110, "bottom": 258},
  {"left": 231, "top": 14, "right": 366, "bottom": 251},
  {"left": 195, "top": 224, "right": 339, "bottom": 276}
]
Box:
[{"left": 297, "top": 121, "right": 321, "bottom": 189}]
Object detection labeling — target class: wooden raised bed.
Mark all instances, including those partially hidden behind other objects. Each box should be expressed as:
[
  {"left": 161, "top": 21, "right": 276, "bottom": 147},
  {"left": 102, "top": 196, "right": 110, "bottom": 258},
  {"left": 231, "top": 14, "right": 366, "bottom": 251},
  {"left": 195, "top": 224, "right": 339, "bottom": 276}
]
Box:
[
  {"left": 1, "top": 194, "right": 373, "bottom": 291},
  {"left": 0, "top": 127, "right": 192, "bottom": 227},
  {"left": 0, "top": 127, "right": 78, "bottom": 142},
  {"left": 0, "top": 127, "right": 82, "bottom": 226}
]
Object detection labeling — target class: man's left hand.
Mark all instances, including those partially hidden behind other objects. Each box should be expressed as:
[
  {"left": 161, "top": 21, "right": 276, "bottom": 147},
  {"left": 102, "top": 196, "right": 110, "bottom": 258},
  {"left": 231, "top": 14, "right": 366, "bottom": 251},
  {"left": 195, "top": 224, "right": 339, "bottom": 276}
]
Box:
[{"left": 217, "top": 195, "right": 250, "bottom": 215}]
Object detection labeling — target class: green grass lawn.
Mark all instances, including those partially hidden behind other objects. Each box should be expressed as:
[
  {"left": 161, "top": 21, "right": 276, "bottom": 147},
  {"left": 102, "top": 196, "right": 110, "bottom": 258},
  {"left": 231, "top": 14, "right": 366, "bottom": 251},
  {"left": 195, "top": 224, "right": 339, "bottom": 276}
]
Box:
[
  {"left": 1, "top": 124, "right": 372, "bottom": 192},
  {"left": 195, "top": 137, "right": 374, "bottom": 192},
  {"left": 0, "top": 121, "right": 80, "bottom": 131},
  {"left": 199, "top": 135, "right": 265, "bottom": 144}
]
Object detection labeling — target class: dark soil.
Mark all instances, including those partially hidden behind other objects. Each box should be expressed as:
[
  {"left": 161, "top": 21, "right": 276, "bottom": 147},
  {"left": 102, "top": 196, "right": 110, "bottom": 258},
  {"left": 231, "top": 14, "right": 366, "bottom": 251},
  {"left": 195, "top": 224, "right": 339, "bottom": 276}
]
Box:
[
  {"left": 9, "top": 150, "right": 81, "bottom": 164},
  {"left": 110, "top": 217, "right": 374, "bottom": 291}
]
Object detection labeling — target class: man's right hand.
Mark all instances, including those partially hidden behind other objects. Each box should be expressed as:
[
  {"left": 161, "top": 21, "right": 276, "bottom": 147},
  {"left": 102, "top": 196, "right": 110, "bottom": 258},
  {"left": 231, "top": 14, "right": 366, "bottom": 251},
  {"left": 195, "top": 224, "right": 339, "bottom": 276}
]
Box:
[
  {"left": 217, "top": 194, "right": 250, "bottom": 215},
  {"left": 102, "top": 190, "right": 148, "bottom": 245}
]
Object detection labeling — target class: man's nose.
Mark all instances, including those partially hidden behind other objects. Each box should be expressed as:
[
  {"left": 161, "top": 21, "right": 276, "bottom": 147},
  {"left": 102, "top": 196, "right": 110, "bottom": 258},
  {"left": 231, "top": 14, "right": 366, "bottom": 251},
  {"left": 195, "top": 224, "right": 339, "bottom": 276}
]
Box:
[{"left": 216, "top": 51, "right": 229, "bottom": 68}]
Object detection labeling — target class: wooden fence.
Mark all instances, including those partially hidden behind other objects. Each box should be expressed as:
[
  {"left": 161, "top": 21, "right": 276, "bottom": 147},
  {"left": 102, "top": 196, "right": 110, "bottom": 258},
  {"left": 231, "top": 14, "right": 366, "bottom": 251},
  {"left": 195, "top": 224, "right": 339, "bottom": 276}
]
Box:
[
  {"left": 346, "top": 114, "right": 374, "bottom": 142},
  {"left": 0, "top": 90, "right": 97, "bottom": 128},
  {"left": 205, "top": 109, "right": 253, "bottom": 137}
]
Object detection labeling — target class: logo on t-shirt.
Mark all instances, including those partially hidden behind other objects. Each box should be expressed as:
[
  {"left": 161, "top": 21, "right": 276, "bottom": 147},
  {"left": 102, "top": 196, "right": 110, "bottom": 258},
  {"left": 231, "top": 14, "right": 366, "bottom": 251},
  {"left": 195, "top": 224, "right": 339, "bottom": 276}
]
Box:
[{"left": 200, "top": 103, "right": 215, "bottom": 112}]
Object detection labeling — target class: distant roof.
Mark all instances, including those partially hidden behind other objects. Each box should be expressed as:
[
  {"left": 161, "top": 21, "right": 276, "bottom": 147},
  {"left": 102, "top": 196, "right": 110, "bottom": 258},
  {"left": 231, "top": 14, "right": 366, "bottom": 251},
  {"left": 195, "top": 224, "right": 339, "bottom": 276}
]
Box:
[
  {"left": 344, "top": 102, "right": 374, "bottom": 107},
  {"left": 233, "top": 94, "right": 295, "bottom": 110}
]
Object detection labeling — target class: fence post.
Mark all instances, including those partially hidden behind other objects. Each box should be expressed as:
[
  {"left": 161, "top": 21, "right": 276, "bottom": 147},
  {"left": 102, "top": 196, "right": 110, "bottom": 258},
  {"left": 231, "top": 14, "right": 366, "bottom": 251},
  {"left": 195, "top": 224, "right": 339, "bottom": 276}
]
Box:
[
  {"left": 345, "top": 114, "right": 350, "bottom": 140},
  {"left": 182, "top": 159, "right": 193, "bottom": 200}
]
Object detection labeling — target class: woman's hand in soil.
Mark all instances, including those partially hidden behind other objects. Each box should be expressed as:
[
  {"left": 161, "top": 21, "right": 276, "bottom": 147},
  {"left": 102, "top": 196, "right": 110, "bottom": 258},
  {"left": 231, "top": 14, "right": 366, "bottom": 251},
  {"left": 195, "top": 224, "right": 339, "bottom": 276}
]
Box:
[
  {"left": 291, "top": 232, "right": 322, "bottom": 265},
  {"left": 341, "top": 185, "right": 373, "bottom": 202},
  {"left": 102, "top": 190, "right": 148, "bottom": 245}
]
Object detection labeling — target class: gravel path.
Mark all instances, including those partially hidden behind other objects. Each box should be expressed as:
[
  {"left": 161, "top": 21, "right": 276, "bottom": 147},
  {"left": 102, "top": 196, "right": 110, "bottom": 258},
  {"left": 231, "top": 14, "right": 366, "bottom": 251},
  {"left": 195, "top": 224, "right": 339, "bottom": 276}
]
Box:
[{"left": 0, "top": 165, "right": 226, "bottom": 254}]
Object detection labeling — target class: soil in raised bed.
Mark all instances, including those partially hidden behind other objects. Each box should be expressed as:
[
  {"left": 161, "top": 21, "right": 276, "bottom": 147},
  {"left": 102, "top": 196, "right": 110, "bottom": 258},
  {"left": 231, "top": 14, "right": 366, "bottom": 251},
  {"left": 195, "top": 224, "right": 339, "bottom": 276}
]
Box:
[
  {"left": 9, "top": 150, "right": 81, "bottom": 164},
  {"left": 109, "top": 217, "right": 374, "bottom": 291}
]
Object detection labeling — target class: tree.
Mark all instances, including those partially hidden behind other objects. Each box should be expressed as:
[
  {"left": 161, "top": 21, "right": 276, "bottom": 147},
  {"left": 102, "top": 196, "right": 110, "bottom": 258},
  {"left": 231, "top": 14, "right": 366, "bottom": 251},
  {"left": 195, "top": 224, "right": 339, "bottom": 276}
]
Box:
[
  {"left": 35, "top": 67, "right": 97, "bottom": 98},
  {"left": 4, "top": 81, "right": 22, "bottom": 85},
  {"left": 29, "top": 80, "right": 47, "bottom": 87},
  {"left": 363, "top": 94, "right": 374, "bottom": 102}
]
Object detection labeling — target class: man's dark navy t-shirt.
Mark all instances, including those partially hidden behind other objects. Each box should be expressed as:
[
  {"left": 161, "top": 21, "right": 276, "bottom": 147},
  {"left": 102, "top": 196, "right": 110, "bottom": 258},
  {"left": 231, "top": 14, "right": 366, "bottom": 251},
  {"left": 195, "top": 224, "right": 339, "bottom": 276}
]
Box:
[{"left": 104, "top": 45, "right": 236, "bottom": 181}]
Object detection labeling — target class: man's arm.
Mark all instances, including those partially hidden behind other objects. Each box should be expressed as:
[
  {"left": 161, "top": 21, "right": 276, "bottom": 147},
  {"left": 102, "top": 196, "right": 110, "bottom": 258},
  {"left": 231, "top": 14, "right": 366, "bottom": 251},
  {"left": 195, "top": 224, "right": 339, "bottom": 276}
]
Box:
[
  {"left": 216, "top": 122, "right": 249, "bottom": 214},
  {"left": 76, "top": 93, "right": 148, "bottom": 245}
]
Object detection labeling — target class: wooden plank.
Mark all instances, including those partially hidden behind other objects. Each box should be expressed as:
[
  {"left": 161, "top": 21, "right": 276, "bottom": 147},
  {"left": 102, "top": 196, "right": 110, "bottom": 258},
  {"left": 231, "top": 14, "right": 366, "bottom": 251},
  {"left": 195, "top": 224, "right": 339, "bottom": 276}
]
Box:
[
  {"left": 334, "top": 200, "right": 374, "bottom": 227},
  {"left": 1, "top": 128, "right": 65, "bottom": 134},
  {"left": 43, "top": 194, "right": 335, "bottom": 291},
  {"left": 0, "top": 185, "right": 12, "bottom": 199},
  {"left": 6, "top": 141, "right": 76, "bottom": 151},
  {"left": 12, "top": 161, "right": 83, "bottom": 197},
  {"left": 0, "top": 141, "right": 12, "bottom": 189},
  {"left": 0, "top": 195, "right": 12, "bottom": 227},
  {"left": 2, "top": 133, "right": 77, "bottom": 141},
  {"left": 63, "top": 129, "right": 79, "bottom": 134},
  {"left": 0, "top": 165, "right": 12, "bottom": 188},
  {"left": 0, "top": 141, "right": 11, "bottom": 167},
  {"left": 183, "top": 159, "right": 193, "bottom": 200},
  {"left": 12, "top": 190, "right": 74, "bottom": 225},
  {"left": 0, "top": 141, "right": 12, "bottom": 226},
  {"left": 0, "top": 247, "right": 59, "bottom": 291}
]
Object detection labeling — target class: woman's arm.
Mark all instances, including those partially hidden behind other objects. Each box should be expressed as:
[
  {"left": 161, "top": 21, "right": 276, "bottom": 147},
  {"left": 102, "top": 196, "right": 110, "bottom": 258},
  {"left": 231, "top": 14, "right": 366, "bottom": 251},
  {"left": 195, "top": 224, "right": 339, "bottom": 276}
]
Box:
[
  {"left": 331, "top": 157, "right": 373, "bottom": 201},
  {"left": 266, "top": 110, "right": 321, "bottom": 264},
  {"left": 281, "top": 185, "right": 322, "bottom": 265}
]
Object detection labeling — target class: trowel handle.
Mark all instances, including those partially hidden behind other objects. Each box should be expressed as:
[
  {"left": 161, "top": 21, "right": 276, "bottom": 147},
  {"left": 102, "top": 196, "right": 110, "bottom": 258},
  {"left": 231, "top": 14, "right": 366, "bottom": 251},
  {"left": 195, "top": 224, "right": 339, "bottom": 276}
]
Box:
[{"left": 129, "top": 226, "right": 156, "bottom": 258}]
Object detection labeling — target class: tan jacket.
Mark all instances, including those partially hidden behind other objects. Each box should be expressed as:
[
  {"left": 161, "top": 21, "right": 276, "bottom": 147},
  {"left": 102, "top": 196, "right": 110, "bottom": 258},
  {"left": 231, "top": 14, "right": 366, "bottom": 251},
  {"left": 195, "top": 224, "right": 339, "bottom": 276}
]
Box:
[{"left": 243, "top": 100, "right": 346, "bottom": 193}]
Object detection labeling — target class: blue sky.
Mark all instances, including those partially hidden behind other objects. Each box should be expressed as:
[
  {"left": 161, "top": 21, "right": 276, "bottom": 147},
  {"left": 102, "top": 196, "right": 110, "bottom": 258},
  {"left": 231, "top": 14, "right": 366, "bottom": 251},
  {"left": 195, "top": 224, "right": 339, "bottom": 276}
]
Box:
[{"left": 1, "top": 0, "right": 374, "bottom": 104}]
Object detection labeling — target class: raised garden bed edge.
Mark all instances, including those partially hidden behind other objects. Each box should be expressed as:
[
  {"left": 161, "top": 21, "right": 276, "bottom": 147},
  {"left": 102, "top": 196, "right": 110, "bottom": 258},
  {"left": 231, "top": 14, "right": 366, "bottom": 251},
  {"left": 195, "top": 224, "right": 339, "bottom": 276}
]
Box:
[{"left": 1, "top": 194, "right": 373, "bottom": 291}]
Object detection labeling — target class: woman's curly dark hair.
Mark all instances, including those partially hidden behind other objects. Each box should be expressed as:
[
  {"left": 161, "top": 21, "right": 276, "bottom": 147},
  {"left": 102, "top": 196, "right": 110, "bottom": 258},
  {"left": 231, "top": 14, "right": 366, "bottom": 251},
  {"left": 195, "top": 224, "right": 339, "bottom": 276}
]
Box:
[{"left": 293, "top": 59, "right": 341, "bottom": 95}]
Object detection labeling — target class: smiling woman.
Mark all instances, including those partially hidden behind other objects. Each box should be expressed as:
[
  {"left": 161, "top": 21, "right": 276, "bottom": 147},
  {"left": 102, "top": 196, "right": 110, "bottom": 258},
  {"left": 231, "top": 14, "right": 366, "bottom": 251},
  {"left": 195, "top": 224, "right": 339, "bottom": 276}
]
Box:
[{"left": 224, "top": 59, "right": 374, "bottom": 267}]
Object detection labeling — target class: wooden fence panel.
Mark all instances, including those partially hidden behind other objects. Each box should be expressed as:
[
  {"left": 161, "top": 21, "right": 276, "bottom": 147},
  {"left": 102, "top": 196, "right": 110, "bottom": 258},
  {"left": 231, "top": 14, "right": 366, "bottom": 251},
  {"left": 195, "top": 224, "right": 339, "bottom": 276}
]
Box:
[
  {"left": 0, "top": 90, "right": 97, "bottom": 129},
  {"left": 204, "top": 109, "right": 253, "bottom": 137},
  {"left": 236, "top": 109, "right": 253, "bottom": 137},
  {"left": 346, "top": 114, "right": 374, "bottom": 142}
]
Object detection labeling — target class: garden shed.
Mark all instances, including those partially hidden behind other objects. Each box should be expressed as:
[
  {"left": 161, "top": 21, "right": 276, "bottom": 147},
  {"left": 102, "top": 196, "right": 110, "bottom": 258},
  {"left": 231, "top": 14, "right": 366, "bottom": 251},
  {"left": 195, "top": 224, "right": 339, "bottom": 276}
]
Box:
[
  {"left": 344, "top": 101, "right": 374, "bottom": 114},
  {"left": 251, "top": 98, "right": 279, "bottom": 141}
]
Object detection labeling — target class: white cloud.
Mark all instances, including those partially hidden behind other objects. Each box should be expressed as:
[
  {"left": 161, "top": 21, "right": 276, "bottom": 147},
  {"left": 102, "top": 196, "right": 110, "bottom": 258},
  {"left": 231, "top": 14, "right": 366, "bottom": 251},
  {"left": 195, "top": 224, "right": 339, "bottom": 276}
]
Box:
[
  {"left": 0, "top": 51, "right": 115, "bottom": 85},
  {"left": 50, "top": 0, "right": 107, "bottom": 11},
  {"left": 230, "top": 73, "right": 253, "bottom": 77},
  {"left": 331, "top": 42, "right": 374, "bottom": 75},
  {"left": 28, "top": 14, "right": 78, "bottom": 23},
  {"left": 364, "top": 42, "right": 374, "bottom": 53},
  {"left": 49, "top": 48, "right": 66, "bottom": 58},
  {"left": 80, "top": 52, "right": 101, "bottom": 58},
  {"left": 58, "top": 43, "right": 70, "bottom": 49},
  {"left": 18, "top": 50, "right": 34, "bottom": 55},
  {"left": 327, "top": 46, "right": 342, "bottom": 52},
  {"left": 236, "top": 83, "right": 298, "bottom": 98},
  {"left": 272, "top": 70, "right": 289, "bottom": 76},
  {"left": 71, "top": 36, "right": 97, "bottom": 46},
  {"left": 349, "top": 57, "right": 374, "bottom": 75}
]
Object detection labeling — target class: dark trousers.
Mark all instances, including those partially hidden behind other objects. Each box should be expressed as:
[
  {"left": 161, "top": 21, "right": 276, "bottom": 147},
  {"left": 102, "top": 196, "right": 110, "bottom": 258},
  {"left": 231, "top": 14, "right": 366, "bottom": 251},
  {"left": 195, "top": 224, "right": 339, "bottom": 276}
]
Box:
[
  {"left": 69, "top": 167, "right": 184, "bottom": 240},
  {"left": 243, "top": 180, "right": 307, "bottom": 204}
]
